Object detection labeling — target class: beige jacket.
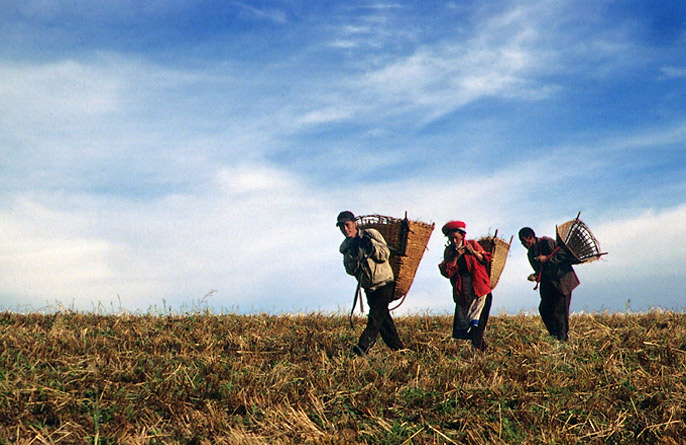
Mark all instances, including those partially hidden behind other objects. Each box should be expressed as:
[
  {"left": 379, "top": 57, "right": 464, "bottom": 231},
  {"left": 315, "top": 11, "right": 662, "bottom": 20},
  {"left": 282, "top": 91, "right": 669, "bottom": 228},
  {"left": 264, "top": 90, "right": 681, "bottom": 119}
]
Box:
[{"left": 340, "top": 228, "right": 394, "bottom": 291}]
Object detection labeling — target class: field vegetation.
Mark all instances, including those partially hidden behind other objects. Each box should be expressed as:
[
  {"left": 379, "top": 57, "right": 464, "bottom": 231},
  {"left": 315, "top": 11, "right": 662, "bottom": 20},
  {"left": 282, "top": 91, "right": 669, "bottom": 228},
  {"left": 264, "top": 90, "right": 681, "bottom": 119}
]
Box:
[{"left": 1, "top": 310, "right": 685, "bottom": 444}]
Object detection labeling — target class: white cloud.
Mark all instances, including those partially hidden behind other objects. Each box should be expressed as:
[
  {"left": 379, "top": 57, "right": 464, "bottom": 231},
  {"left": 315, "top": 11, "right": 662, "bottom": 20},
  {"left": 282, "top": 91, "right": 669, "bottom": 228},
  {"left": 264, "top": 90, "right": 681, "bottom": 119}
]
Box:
[
  {"left": 328, "top": 39, "right": 360, "bottom": 49},
  {"left": 660, "top": 66, "right": 686, "bottom": 79},
  {"left": 589, "top": 205, "right": 686, "bottom": 277},
  {"left": 215, "top": 165, "right": 295, "bottom": 195},
  {"left": 0, "top": 199, "right": 118, "bottom": 307},
  {"left": 295, "top": 106, "right": 355, "bottom": 126},
  {"left": 610, "top": 121, "right": 686, "bottom": 150},
  {"left": 232, "top": 1, "right": 288, "bottom": 24},
  {"left": 311, "top": 2, "right": 564, "bottom": 127},
  {"left": 0, "top": 60, "right": 123, "bottom": 123},
  {"left": 0, "top": 56, "right": 288, "bottom": 197},
  {"left": 1, "top": 150, "right": 684, "bottom": 314},
  {"left": 0, "top": 161, "right": 342, "bottom": 312}
]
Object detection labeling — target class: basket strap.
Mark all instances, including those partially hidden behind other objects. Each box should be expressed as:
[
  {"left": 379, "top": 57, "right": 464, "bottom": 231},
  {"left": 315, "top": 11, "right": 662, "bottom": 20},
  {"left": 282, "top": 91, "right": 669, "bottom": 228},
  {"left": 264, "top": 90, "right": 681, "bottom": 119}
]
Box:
[
  {"left": 389, "top": 293, "right": 407, "bottom": 311},
  {"left": 349, "top": 281, "right": 362, "bottom": 328},
  {"left": 534, "top": 245, "right": 560, "bottom": 290}
]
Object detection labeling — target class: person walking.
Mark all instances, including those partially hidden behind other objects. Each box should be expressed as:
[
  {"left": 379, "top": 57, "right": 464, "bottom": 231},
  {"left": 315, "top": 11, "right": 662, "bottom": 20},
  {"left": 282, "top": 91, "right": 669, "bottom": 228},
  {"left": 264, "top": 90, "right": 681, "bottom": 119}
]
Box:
[
  {"left": 438, "top": 221, "right": 493, "bottom": 351},
  {"left": 337, "top": 211, "right": 404, "bottom": 355},
  {"left": 519, "top": 227, "right": 579, "bottom": 342}
]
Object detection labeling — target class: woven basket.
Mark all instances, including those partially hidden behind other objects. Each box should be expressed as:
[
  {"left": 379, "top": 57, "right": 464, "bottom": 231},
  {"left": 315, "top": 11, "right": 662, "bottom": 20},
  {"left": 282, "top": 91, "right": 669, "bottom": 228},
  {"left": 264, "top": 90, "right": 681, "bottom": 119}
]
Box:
[
  {"left": 477, "top": 232, "right": 512, "bottom": 290},
  {"left": 556, "top": 215, "right": 606, "bottom": 264},
  {"left": 356, "top": 214, "right": 435, "bottom": 301}
]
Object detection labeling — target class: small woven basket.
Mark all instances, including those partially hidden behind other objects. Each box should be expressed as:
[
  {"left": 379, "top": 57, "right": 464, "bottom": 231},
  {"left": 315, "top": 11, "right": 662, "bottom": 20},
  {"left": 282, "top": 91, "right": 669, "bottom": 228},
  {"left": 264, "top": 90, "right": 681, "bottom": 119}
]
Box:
[
  {"left": 477, "top": 232, "right": 512, "bottom": 290},
  {"left": 356, "top": 214, "right": 435, "bottom": 301},
  {"left": 556, "top": 215, "right": 606, "bottom": 264}
]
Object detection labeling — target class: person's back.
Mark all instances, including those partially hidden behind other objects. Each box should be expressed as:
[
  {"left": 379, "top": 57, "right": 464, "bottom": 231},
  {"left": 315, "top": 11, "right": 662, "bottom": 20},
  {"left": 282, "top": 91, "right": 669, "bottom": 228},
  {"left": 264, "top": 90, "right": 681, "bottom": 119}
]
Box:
[{"left": 526, "top": 236, "right": 579, "bottom": 294}]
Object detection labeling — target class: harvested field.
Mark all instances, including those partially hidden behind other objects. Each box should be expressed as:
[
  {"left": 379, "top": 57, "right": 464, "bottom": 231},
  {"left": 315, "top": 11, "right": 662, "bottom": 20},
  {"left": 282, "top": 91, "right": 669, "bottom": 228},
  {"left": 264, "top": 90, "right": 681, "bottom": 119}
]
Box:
[{"left": 1, "top": 310, "right": 685, "bottom": 444}]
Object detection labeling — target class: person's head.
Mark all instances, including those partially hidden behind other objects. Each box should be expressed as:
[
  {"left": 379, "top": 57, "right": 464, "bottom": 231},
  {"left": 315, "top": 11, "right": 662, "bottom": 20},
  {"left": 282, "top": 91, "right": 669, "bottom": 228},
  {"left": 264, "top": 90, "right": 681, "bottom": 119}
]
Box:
[
  {"left": 442, "top": 220, "right": 466, "bottom": 246},
  {"left": 518, "top": 227, "right": 536, "bottom": 249},
  {"left": 336, "top": 211, "right": 358, "bottom": 238}
]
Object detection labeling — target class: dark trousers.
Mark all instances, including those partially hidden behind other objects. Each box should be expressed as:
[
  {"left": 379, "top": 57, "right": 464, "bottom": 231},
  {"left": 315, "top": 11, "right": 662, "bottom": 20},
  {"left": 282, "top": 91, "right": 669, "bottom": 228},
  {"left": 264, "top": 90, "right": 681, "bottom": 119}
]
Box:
[
  {"left": 539, "top": 280, "right": 571, "bottom": 341},
  {"left": 357, "top": 283, "right": 404, "bottom": 353},
  {"left": 452, "top": 293, "right": 492, "bottom": 351}
]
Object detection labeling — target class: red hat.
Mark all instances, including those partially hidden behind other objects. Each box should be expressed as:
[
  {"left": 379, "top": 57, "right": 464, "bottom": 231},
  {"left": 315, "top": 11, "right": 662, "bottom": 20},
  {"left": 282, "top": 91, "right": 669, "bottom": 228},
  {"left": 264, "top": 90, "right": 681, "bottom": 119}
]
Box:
[{"left": 442, "top": 220, "right": 466, "bottom": 235}]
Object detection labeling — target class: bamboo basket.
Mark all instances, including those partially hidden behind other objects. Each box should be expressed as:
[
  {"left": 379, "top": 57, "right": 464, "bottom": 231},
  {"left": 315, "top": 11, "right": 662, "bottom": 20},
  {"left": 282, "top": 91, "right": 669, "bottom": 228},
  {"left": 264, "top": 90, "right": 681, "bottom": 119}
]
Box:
[
  {"left": 356, "top": 214, "right": 435, "bottom": 302},
  {"left": 556, "top": 213, "right": 607, "bottom": 264},
  {"left": 477, "top": 231, "right": 512, "bottom": 290}
]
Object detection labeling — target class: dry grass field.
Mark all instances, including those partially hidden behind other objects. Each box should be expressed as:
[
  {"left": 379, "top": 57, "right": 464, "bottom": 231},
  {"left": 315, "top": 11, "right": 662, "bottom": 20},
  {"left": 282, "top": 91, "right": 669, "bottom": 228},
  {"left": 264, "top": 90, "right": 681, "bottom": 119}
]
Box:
[{"left": 1, "top": 310, "right": 685, "bottom": 444}]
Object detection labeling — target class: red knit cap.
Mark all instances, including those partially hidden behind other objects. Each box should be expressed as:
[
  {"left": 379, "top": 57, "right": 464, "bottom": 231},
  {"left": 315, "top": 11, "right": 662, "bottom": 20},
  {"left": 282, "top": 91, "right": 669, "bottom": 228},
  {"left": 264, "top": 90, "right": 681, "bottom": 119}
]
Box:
[{"left": 442, "top": 220, "right": 466, "bottom": 235}]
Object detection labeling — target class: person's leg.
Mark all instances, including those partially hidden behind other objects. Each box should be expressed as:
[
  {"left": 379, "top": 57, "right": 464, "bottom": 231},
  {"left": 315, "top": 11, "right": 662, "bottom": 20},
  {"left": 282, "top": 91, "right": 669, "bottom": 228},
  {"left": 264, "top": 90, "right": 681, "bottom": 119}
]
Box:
[
  {"left": 471, "top": 293, "right": 492, "bottom": 351},
  {"left": 553, "top": 292, "right": 571, "bottom": 341},
  {"left": 376, "top": 284, "right": 404, "bottom": 350},
  {"left": 452, "top": 278, "right": 472, "bottom": 341},
  {"left": 539, "top": 281, "right": 560, "bottom": 338},
  {"left": 452, "top": 301, "right": 470, "bottom": 340},
  {"left": 356, "top": 285, "right": 396, "bottom": 353},
  {"left": 356, "top": 294, "right": 381, "bottom": 353}
]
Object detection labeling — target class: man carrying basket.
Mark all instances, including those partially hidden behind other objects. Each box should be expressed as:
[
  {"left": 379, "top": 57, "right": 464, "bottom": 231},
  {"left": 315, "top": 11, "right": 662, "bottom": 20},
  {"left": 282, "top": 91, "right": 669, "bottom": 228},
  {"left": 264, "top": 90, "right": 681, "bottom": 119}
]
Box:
[
  {"left": 519, "top": 227, "right": 579, "bottom": 342},
  {"left": 337, "top": 211, "right": 404, "bottom": 356}
]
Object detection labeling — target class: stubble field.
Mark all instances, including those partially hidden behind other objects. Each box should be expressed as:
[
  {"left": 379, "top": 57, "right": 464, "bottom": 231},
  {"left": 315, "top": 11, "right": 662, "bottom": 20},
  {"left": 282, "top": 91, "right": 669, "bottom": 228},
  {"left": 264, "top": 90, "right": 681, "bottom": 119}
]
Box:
[{"left": 1, "top": 310, "right": 685, "bottom": 444}]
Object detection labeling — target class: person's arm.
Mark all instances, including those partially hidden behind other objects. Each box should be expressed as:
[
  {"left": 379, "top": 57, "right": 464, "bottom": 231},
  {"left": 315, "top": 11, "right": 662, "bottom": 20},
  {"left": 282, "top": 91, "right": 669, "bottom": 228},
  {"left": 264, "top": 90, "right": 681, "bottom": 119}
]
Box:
[
  {"left": 343, "top": 252, "right": 358, "bottom": 276},
  {"left": 341, "top": 238, "right": 359, "bottom": 276},
  {"left": 465, "top": 240, "right": 491, "bottom": 264},
  {"left": 527, "top": 244, "right": 540, "bottom": 281},
  {"left": 439, "top": 245, "right": 458, "bottom": 278}
]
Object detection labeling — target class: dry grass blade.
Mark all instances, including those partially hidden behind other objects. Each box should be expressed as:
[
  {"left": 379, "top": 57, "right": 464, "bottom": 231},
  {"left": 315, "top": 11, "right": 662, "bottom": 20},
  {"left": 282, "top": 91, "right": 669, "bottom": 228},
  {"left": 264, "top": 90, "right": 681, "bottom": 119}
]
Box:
[{"left": 0, "top": 310, "right": 684, "bottom": 443}]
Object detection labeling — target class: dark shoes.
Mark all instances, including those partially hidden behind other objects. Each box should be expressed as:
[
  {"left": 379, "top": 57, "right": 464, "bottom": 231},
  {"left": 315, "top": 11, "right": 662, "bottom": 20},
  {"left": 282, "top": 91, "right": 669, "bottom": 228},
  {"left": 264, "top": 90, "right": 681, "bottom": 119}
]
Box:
[
  {"left": 553, "top": 332, "right": 568, "bottom": 342},
  {"left": 471, "top": 339, "right": 487, "bottom": 351},
  {"left": 352, "top": 345, "right": 366, "bottom": 356},
  {"left": 352, "top": 344, "right": 405, "bottom": 356}
]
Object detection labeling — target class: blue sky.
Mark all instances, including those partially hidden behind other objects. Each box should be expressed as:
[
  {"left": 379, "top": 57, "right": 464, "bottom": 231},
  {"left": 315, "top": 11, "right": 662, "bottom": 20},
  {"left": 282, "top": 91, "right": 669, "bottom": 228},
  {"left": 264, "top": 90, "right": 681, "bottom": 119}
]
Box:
[{"left": 1, "top": 0, "right": 684, "bottom": 315}]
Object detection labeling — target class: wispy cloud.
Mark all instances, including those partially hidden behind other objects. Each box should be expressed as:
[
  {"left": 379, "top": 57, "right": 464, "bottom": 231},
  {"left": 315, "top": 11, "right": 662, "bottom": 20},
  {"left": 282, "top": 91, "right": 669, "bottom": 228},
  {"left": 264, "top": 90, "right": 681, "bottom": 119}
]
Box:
[
  {"left": 609, "top": 120, "right": 686, "bottom": 150},
  {"left": 0, "top": 60, "right": 123, "bottom": 123},
  {"left": 660, "top": 66, "right": 686, "bottom": 79},
  {"left": 295, "top": 106, "right": 355, "bottom": 127},
  {"left": 232, "top": 1, "right": 288, "bottom": 24},
  {"left": 308, "top": 2, "right": 566, "bottom": 128},
  {"left": 1, "top": 129, "right": 684, "bottom": 313}
]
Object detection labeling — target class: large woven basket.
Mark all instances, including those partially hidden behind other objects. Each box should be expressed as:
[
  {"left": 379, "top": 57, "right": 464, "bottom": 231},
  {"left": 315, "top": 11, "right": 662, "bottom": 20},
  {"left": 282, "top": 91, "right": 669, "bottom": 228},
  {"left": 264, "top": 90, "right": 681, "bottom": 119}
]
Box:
[
  {"left": 556, "top": 214, "right": 607, "bottom": 264},
  {"left": 356, "top": 214, "right": 435, "bottom": 301},
  {"left": 477, "top": 231, "right": 512, "bottom": 290}
]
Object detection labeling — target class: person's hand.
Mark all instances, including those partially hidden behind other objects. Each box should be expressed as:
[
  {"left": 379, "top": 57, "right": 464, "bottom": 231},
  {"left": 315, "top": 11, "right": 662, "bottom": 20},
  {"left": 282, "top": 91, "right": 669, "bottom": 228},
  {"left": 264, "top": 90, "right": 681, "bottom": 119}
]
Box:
[
  {"left": 527, "top": 273, "right": 537, "bottom": 282},
  {"left": 464, "top": 244, "right": 485, "bottom": 261},
  {"left": 344, "top": 238, "right": 359, "bottom": 254},
  {"left": 360, "top": 235, "right": 373, "bottom": 251},
  {"left": 534, "top": 255, "right": 548, "bottom": 262}
]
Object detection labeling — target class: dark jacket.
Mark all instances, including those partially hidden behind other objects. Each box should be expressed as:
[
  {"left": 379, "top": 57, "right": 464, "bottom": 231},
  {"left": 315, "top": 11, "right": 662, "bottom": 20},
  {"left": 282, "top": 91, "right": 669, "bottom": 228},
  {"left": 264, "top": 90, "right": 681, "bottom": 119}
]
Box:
[{"left": 527, "top": 236, "right": 579, "bottom": 294}]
